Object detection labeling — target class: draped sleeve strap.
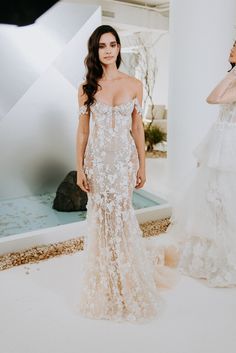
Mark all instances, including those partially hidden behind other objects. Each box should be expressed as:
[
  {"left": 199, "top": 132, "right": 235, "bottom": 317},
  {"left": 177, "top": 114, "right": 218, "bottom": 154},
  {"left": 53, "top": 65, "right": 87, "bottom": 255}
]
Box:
[
  {"left": 133, "top": 97, "right": 144, "bottom": 117},
  {"left": 78, "top": 105, "right": 90, "bottom": 117}
]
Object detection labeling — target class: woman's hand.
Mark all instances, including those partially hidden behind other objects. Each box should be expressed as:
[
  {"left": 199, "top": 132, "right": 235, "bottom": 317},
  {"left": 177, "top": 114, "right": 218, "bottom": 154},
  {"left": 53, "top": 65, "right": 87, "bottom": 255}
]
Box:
[
  {"left": 135, "top": 167, "right": 146, "bottom": 189},
  {"left": 77, "top": 170, "right": 90, "bottom": 193}
]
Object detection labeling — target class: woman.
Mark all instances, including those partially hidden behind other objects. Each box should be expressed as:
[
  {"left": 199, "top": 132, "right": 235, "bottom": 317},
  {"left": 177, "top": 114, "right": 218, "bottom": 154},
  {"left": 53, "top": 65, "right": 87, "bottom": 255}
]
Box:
[
  {"left": 167, "top": 41, "right": 236, "bottom": 287},
  {"left": 75, "top": 25, "right": 178, "bottom": 323}
]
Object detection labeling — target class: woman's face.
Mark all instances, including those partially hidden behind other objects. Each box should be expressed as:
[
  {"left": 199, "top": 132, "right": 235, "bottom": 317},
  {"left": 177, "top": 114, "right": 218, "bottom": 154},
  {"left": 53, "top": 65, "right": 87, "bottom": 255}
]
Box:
[
  {"left": 98, "top": 32, "right": 120, "bottom": 65},
  {"left": 229, "top": 41, "right": 236, "bottom": 64}
]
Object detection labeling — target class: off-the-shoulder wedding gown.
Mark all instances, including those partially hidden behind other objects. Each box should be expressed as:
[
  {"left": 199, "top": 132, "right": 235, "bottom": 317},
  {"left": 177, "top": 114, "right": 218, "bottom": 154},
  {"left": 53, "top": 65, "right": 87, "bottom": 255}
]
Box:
[{"left": 76, "top": 97, "right": 178, "bottom": 323}]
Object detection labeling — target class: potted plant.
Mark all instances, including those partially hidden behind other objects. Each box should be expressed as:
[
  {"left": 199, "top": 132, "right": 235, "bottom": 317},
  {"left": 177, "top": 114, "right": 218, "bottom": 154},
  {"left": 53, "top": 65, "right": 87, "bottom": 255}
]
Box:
[{"left": 144, "top": 124, "right": 166, "bottom": 152}]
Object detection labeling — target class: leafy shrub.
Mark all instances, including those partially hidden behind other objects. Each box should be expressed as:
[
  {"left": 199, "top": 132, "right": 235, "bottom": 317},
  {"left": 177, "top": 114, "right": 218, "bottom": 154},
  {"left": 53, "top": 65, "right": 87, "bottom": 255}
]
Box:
[{"left": 144, "top": 125, "right": 166, "bottom": 152}]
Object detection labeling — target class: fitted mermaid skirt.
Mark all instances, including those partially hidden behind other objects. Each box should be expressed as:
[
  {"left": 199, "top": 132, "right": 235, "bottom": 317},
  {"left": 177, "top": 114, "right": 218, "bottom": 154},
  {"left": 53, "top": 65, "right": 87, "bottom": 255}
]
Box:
[{"left": 76, "top": 98, "right": 178, "bottom": 323}]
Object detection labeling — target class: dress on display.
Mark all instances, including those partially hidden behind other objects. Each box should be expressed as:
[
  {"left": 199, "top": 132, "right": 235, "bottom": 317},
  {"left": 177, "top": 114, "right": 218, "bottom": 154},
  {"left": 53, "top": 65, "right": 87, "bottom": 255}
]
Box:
[
  {"left": 76, "top": 97, "right": 178, "bottom": 323},
  {"left": 167, "top": 67, "right": 236, "bottom": 287}
]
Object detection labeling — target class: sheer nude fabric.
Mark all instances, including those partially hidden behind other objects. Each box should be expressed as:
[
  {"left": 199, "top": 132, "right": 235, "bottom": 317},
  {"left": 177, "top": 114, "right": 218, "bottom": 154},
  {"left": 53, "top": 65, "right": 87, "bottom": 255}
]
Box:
[{"left": 76, "top": 98, "right": 178, "bottom": 323}]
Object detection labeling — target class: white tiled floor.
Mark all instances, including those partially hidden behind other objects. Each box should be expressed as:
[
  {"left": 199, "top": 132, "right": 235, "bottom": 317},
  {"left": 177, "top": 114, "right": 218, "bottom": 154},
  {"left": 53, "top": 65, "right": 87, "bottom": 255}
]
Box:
[{"left": 1, "top": 158, "right": 236, "bottom": 353}]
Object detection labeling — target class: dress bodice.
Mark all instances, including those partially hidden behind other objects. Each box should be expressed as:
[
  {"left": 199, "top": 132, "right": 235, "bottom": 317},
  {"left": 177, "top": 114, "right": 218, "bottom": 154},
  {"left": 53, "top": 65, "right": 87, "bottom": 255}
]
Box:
[
  {"left": 79, "top": 97, "right": 143, "bottom": 133},
  {"left": 79, "top": 97, "right": 143, "bottom": 157}
]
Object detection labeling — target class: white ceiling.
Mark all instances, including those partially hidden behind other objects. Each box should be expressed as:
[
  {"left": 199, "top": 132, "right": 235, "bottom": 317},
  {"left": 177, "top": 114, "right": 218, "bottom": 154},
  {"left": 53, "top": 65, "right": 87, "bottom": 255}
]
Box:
[
  {"left": 114, "top": 0, "right": 169, "bottom": 7},
  {"left": 110, "top": 0, "right": 169, "bottom": 16},
  {"left": 102, "top": 0, "right": 169, "bottom": 36}
]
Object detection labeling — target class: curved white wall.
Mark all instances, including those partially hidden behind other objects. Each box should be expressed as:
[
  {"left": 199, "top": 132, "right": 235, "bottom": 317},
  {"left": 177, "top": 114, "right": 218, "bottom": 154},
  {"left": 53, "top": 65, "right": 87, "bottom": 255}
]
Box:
[
  {"left": 168, "top": 0, "right": 236, "bottom": 195},
  {"left": 0, "top": 2, "right": 101, "bottom": 199},
  {"left": 152, "top": 32, "right": 169, "bottom": 106}
]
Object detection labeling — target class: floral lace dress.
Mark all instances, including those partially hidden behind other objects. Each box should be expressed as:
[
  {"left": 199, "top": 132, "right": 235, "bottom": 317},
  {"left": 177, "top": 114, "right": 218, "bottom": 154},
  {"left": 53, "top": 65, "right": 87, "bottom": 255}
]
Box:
[
  {"left": 168, "top": 100, "right": 236, "bottom": 287},
  {"left": 76, "top": 97, "right": 178, "bottom": 323}
]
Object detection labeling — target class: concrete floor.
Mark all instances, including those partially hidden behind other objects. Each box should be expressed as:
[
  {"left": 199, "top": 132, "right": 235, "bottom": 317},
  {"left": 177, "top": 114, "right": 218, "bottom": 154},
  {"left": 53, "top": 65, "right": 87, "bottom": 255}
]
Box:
[
  {"left": 1, "top": 158, "right": 236, "bottom": 353},
  {"left": 1, "top": 250, "right": 236, "bottom": 353}
]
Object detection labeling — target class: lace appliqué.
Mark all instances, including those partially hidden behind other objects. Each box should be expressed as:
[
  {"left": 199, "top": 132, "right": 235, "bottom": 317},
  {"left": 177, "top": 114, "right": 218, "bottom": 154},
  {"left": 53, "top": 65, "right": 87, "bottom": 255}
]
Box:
[
  {"left": 177, "top": 172, "right": 236, "bottom": 287},
  {"left": 133, "top": 97, "right": 144, "bottom": 117},
  {"left": 78, "top": 105, "right": 89, "bottom": 117}
]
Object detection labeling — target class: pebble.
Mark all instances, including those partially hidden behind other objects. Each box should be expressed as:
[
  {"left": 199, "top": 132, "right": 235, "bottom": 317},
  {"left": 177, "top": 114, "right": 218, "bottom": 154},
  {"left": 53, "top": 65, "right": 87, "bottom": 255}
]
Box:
[{"left": 0, "top": 219, "right": 170, "bottom": 271}]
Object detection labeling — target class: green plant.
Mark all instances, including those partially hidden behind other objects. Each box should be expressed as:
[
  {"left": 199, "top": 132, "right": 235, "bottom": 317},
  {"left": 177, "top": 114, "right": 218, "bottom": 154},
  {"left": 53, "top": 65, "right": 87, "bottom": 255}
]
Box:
[{"left": 144, "top": 124, "right": 166, "bottom": 152}]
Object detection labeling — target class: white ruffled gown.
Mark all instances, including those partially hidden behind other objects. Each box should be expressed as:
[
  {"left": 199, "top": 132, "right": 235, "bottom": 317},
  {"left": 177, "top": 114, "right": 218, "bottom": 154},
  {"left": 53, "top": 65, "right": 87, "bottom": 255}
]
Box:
[
  {"left": 76, "top": 97, "right": 178, "bottom": 323},
  {"left": 167, "top": 67, "right": 236, "bottom": 287}
]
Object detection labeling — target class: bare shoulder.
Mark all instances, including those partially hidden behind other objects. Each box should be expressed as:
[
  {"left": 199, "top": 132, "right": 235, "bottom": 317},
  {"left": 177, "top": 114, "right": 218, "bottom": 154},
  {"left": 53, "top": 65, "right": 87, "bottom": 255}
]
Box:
[
  {"left": 133, "top": 77, "right": 143, "bottom": 91},
  {"left": 119, "top": 72, "right": 143, "bottom": 93},
  {"left": 78, "top": 82, "right": 88, "bottom": 105},
  {"left": 130, "top": 77, "right": 143, "bottom": 102},
  {"left": 120, "top": 72, "right": 141, "bottom": 84},
  {"left": 129, "top": 76, "right": 143, "bottom": 97},
  {"left": 78, "top": 82, "right": 86, "bottom": 96}
]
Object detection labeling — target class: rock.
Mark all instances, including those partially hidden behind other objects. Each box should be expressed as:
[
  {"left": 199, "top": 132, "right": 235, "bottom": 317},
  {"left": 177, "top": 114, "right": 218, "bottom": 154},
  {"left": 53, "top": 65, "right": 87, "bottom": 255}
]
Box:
[{"left": 52, "top": 171, "right": 88, "bottom": 211}]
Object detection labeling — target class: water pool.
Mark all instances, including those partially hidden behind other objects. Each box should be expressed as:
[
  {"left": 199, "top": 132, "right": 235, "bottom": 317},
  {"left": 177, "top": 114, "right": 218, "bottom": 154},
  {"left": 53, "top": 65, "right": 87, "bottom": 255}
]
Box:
[{"left": 0, "top": 189, "right": 166, "bottom": 238}]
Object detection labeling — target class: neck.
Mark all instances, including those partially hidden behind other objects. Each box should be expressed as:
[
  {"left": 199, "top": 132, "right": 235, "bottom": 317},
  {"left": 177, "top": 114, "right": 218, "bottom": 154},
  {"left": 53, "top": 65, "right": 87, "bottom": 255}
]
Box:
[{"left": 101, "top": 63, "right": 119, "bottom": 80}]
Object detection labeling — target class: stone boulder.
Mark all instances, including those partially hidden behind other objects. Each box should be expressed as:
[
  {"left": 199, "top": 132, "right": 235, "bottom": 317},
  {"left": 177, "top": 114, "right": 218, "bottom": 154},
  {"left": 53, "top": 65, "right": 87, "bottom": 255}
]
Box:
[{"left": 53, "top": 171, "right": 88, "bottom": 211}]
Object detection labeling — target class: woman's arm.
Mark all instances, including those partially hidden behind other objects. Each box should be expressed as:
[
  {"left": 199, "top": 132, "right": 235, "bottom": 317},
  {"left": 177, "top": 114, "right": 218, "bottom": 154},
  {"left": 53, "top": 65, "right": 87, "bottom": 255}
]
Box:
[
  {"left": 206, "top": 67, "right": 236, "bottom": 104},
  {"left": 76, "top": 84, "right": 90, "bottom": 192},
  {"left": 131, "top": 79, "right": 146, "bottom": 189}
]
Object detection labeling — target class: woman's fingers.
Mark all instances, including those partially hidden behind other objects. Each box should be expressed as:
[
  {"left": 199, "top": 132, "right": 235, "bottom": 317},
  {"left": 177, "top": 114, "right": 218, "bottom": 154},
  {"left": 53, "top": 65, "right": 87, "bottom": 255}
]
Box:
[
  {"left": 77, "top": 176, "right": 90, "bottom": 193},
  {"left": 83, "top": 178, "right": 90, "bottom": 192},
  {"left": 135, "top": 173, "right": 145, "bottom": 189},
  {"left": 136, "top": 180, "right": 144, "bottom": 189},
  {"left": 78, "top": 183, "right": 87, "bottom": 192}
]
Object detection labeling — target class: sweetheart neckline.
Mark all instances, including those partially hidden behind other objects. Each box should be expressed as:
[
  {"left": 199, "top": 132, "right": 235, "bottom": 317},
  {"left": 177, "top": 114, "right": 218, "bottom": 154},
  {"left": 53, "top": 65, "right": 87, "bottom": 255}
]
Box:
[{"left": 94, "top": 97, "right": 137, "bottom": 109}]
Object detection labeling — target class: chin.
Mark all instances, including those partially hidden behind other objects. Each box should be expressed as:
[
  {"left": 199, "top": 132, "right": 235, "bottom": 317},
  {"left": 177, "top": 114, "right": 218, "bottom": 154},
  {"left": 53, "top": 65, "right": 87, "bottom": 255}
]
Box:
[{"left": 103, "top": 61, "right": 115, "bottom": 65}]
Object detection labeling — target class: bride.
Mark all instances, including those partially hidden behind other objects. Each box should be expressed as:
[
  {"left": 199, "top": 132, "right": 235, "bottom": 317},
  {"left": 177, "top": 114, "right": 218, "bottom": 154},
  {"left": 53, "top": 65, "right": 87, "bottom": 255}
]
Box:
[
  {"left": 167, "top": 41, "right": 236, "bottom": 287},
  {"left": 75, "top": 25, "right": 178, "bottom": 323}
]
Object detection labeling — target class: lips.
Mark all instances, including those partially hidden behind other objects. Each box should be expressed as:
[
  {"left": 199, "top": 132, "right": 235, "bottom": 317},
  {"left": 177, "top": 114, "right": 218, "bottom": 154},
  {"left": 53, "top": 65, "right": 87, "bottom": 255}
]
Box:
[{"left": 104, "top": 56, "right": 113, "bottom": 59}]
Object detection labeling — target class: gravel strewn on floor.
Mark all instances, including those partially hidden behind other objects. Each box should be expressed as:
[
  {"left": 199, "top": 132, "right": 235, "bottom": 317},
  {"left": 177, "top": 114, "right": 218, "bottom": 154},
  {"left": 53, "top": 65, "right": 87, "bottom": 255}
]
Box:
[
  {"left": 145, "top": 151, "right": 167, "bottom": 158},
  {"left": 0, "top": 218, "right": 171, "bottom": 271},
  {"left": 140, "top": 218, "right": 171, "bottom": 237}
]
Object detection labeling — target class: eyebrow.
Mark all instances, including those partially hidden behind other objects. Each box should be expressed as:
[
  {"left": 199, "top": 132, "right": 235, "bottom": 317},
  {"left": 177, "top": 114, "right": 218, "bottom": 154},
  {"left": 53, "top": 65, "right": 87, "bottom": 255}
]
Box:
[{"left": 99, "top": 41, "right": 117, "bottom": 45}]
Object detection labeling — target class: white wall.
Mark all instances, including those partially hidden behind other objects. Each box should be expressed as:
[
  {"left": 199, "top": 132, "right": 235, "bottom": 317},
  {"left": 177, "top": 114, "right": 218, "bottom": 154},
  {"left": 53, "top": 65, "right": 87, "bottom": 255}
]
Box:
[
  {"left": 0, "top": 2, "right": 101, "bottom": 199},
  {"left": 152, "top": 32, "right": 169, "bottom": 106},
  {"left": 0, "top": 2, "right": 99, "bottom": 119},
  {"left": 167, "top": 0, "right": 236, "bottom": 194}
]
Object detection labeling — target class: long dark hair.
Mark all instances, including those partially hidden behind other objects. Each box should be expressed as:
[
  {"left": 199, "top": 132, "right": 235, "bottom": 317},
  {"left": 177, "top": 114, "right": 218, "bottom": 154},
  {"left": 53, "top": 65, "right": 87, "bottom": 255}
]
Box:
[
  {"left": 82, "top": 25, "right": 122, "bottom": 108},
  {"left": 228, "top": 40, "right": 236, "bottom": 72},
  {"left": 228, "top": 62, "right": 236, "bottom": 72}
]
